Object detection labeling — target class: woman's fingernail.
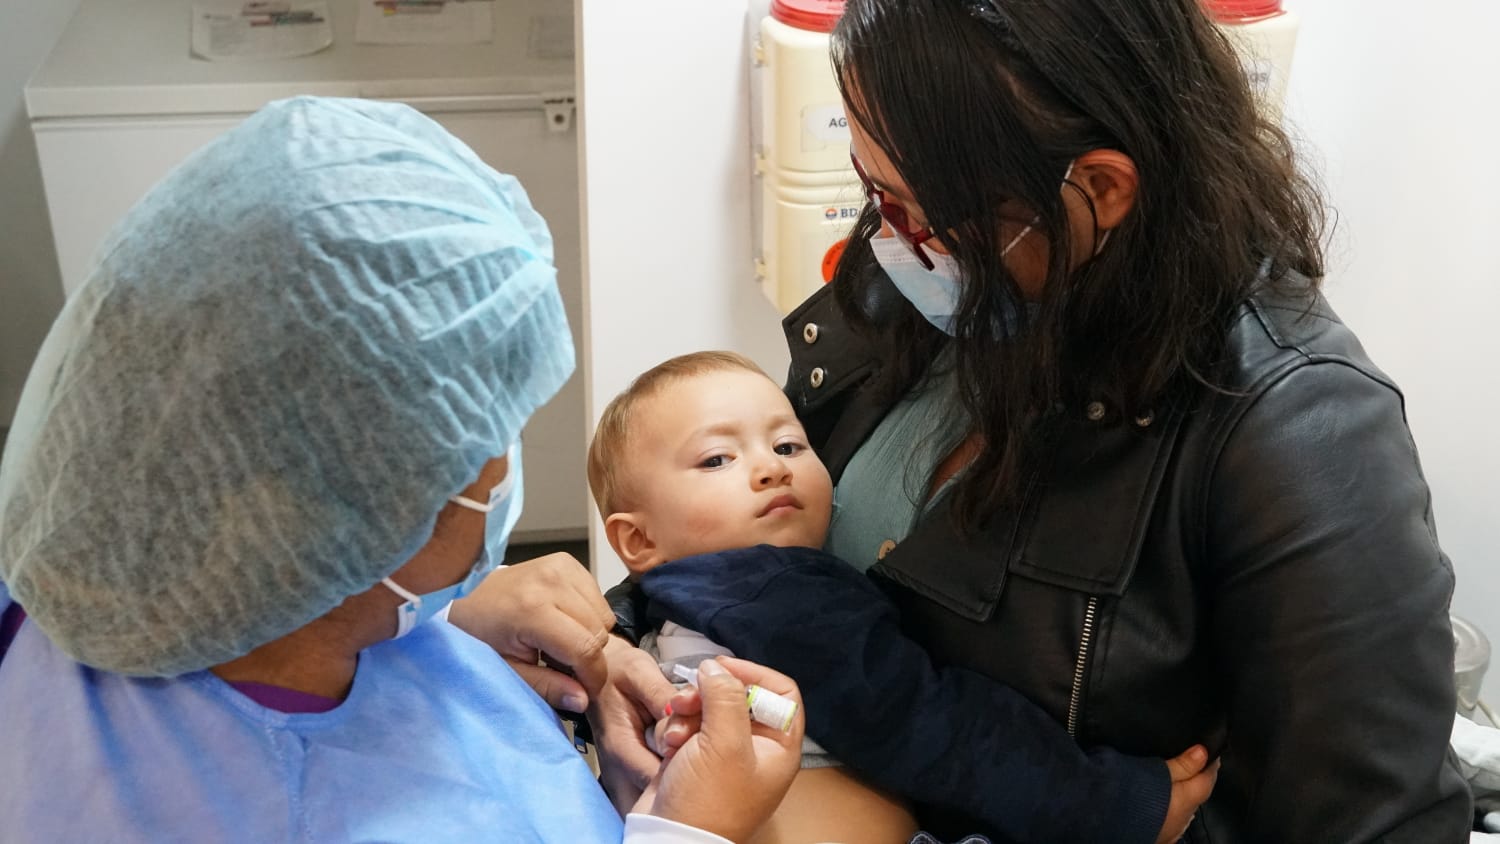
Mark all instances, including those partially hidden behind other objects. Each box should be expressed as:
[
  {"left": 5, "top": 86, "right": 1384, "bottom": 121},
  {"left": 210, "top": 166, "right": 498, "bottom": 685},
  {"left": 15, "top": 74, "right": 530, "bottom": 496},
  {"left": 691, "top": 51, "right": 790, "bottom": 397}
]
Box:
[
  {"left": 561, "top": 693, "right": 587, "bottom": 713},
  {"left": 699, "top": 659, "right": 727, "bottom": 677},
  {"left": 664, "top": 702, "right": 673, "bottom": 716},
  {"left": 1191, "top": 747, "right": 1207, "bottom": 764}
]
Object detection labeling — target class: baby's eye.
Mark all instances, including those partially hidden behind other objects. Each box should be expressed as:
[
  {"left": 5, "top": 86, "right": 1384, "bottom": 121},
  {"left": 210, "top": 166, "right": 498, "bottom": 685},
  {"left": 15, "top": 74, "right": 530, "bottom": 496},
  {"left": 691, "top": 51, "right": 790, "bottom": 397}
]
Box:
[
  {"left": 700, "top": 455, "right": 729, "bottom": 469},
  {"left": 774, "top": 442, "right": 804, "bottom": 457}
]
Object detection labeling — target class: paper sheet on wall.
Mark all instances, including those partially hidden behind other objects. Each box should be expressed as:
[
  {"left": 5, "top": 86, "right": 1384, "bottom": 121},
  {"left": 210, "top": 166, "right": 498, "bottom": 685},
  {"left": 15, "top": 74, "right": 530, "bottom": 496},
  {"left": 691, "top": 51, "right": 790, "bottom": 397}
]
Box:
[
  {"left": 192, "top": 2, "right": 333, "bottom": 61},
  {"left": 355, "top": 1, "right": 494, "bottom": 46}
]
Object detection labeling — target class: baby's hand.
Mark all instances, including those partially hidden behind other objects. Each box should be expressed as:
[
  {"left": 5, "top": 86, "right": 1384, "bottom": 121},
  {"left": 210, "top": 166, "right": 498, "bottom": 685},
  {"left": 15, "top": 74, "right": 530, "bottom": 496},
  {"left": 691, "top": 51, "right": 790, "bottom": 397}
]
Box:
[{"left": 1157, "top": 744, "right": 1219, "bottom": 844}]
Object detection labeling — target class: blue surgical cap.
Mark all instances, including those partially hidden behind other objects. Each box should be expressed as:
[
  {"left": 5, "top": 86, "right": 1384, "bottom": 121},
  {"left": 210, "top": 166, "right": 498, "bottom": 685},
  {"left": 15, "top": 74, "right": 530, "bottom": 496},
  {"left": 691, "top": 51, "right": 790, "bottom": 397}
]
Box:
[{"left": 0, "top": 97, "right": 574, "bottom": 676}]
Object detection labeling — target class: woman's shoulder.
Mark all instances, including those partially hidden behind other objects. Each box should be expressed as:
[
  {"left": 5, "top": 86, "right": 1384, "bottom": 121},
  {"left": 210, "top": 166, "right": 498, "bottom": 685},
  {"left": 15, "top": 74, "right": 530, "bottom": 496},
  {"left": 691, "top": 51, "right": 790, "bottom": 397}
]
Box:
[
  {"left": 1186, "top": 284, "right": 1418, "bottom": 498},
  {"left": 1217, "top": 284, "right": 1401, "bottom": 400},
  {"left": 1175, "top": 283, "right": 1416, "bottom": 505}
]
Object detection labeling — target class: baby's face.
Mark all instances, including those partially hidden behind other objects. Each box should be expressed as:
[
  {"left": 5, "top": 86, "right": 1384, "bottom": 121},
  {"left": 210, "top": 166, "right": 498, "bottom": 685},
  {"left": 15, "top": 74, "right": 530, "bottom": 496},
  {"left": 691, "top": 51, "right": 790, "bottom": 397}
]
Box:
[{"left": 627, "top": 369, "right": 833, "bottom": 565}]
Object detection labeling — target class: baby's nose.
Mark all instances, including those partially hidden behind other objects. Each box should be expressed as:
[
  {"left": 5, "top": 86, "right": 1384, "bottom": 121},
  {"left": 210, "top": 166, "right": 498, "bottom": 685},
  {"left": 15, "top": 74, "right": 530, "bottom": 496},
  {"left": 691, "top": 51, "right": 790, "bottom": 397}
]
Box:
[{"left": 758, "top": 460, "right": 791, "bottom": 487}]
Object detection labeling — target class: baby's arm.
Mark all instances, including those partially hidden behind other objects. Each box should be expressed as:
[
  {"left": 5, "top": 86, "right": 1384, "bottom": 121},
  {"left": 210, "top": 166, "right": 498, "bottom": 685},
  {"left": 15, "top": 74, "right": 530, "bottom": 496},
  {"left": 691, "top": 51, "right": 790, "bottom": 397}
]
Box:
[{"left": 640, "top": 545, "right": 1176, "bottom": 844}]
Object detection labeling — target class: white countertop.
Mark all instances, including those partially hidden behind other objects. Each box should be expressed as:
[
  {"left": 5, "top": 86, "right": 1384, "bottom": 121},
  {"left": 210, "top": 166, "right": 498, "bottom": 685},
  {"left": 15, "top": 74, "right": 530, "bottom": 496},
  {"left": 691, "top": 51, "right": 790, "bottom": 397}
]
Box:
[{"left": 26, "top": 0, "right": 575, "bottom": 118}]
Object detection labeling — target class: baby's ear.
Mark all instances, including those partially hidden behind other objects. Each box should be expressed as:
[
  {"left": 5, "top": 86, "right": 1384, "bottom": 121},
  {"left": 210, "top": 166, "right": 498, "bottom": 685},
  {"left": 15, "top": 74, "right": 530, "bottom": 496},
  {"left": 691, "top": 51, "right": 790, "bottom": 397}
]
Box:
[{"left": 604, "top": 512, "right": 658, "bottom": 575}]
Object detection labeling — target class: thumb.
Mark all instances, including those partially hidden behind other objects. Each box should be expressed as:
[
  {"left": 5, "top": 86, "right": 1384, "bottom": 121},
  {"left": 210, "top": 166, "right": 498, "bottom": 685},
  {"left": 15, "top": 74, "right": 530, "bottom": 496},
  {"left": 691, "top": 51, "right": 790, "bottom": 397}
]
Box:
[
  {"left": 695, "top": 659, "right": 751, "bottom": 760},
  {"left": 506, "top": 658, "right": 590, "bottom": 713},
  {"left": 1165, "top": 745, "right": 1209, "bottom": 782},
  {"left": 1183, "top": 759, "right": 1221, "bottom": 804}
]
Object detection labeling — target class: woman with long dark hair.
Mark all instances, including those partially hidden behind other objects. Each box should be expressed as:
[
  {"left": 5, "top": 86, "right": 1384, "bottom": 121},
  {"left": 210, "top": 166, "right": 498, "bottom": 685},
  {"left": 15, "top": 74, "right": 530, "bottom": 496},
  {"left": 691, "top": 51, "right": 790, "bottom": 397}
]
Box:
[{"left": 595, "top": 0, "right": 1472, "bottom": 840}]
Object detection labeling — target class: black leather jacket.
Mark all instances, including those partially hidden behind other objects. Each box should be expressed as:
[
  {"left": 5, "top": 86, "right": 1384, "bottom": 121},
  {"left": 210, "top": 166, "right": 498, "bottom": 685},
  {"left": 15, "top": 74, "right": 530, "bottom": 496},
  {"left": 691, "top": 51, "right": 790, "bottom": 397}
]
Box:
[{"left": 778, "top": 278, "right": 1471, "bottom": 843}]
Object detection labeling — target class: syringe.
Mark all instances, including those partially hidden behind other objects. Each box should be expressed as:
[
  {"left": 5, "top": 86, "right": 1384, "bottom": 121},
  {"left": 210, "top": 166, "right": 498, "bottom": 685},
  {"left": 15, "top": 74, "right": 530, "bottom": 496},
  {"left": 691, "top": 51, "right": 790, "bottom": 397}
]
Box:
[{"left": 672, "top": 663, "right": 799, "bottom": 733}]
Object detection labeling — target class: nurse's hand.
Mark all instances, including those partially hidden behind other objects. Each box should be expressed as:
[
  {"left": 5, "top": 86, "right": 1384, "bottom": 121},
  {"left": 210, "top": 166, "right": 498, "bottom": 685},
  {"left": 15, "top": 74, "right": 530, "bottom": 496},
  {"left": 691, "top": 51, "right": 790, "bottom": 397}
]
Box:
[
  {"left": 447, "top": 552, "right": 615, "bottom": 712},
  {"left": 637, "top": 657, "right": 804, "bottom": 842},
  {"left": 592, "top": 635, "right": 678, "bottom": 813}
]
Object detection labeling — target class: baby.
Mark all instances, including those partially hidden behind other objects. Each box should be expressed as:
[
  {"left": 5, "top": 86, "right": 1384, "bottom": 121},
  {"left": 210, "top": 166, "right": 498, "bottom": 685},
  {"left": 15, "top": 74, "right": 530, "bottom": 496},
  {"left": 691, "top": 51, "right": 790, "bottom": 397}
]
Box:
[
  {"left": 587, "top": 350, "right": 917, "bottom": 844},
  {"left": 588, "top": 351, "right": 1207, "bottom": 844}
]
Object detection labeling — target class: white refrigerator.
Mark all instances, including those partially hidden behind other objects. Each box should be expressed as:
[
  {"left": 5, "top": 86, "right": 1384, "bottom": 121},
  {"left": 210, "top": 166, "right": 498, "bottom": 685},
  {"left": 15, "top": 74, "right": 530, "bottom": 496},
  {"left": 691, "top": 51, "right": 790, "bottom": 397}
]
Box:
[{"left": 26, "top": 0, "right": 588, "bottom": 543}]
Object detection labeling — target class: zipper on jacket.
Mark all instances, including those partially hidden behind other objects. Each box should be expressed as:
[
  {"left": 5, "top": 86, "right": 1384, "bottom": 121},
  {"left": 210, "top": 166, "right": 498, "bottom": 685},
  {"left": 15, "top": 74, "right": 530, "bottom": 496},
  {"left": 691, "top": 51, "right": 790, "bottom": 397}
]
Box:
[{"left": 1066, "top": 596, "right": 1100, "bottom": 738}]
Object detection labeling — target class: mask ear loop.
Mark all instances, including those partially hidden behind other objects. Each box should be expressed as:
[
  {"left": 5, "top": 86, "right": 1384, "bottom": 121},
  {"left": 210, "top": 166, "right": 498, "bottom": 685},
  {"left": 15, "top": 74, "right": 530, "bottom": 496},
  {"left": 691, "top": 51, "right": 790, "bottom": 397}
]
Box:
[
  {"left": 1093, "top": 229, "right": 1112, "bottom": 256},
  {"left": 1000, "top": 216, "right": 1039, "bottom": 256},
  {"left": 1058, "top": 162, "right": 1114, "bottom": 260},
  {"left": 449, "top": 494, "right": 494, "bottom": 513},
  {"left": 381, "top": 576, "right": 423, "bottom": 607},
  {"left": 1005, "top": 162, "right": 1078, "bottom": 257}
]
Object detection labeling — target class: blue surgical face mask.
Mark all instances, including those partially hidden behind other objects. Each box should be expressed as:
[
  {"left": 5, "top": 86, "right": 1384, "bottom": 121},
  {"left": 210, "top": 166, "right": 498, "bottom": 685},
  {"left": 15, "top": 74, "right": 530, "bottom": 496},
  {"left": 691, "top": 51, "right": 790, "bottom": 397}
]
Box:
[
  {"left": 382, "top": 442, "right": 524, "bottom": 638},
  {"left": 870, "top": 162, "right": 1077, "bottom": 336}
]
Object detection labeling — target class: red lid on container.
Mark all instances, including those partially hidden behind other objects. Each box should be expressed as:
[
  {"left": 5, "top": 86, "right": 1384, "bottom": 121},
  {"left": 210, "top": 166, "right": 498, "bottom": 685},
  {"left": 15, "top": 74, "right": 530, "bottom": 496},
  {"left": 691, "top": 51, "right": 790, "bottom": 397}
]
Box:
[
  {"left": 1201, "top": 0, "right": 1283, "bottom": 23},
  {"left": 771, "top": 0, "right": 846, "bottom": 33}
]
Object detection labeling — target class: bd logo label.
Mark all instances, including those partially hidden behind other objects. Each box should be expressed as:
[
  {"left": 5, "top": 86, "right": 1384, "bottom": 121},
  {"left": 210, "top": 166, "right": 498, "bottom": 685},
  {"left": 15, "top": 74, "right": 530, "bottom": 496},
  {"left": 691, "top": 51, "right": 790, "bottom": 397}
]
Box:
[{"left": 824, "top": 208, "right": 839, "bottom": 221}]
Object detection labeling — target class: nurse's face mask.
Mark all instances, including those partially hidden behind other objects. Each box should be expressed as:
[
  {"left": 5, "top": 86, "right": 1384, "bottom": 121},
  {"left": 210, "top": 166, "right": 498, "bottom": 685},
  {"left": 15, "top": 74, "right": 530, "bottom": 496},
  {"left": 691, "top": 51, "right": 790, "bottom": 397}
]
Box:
[{"left": 382, "top": 442, "right": 524, "bottom": 638}]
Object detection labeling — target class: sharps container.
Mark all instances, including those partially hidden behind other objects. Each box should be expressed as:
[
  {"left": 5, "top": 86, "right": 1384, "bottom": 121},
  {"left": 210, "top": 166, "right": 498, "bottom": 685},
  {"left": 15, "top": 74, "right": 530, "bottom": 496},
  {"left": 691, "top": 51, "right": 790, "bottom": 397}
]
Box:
[
  {"left": 1201, "top": 0, "right": 1301, "bottom": 119},
  {"left": 753, "top": 0, "right": 863, "bottom": 314},
  {"left": 1454, "top": 615, "right": 1492, "bottom": 719}
]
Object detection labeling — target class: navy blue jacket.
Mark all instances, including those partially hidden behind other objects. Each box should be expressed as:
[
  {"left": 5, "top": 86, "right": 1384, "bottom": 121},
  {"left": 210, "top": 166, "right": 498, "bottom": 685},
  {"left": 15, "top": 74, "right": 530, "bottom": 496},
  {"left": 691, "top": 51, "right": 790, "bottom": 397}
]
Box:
[{"left": 640, "top": 545, "right": 1169, "bottom": 844}]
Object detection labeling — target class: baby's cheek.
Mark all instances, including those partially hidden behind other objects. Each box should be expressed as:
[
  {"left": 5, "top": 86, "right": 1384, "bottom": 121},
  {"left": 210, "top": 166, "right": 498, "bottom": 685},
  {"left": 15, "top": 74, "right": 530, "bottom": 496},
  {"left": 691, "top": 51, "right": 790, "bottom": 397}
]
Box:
[{"left": 681, "top": 507, "right": 734, "bottom": 548}]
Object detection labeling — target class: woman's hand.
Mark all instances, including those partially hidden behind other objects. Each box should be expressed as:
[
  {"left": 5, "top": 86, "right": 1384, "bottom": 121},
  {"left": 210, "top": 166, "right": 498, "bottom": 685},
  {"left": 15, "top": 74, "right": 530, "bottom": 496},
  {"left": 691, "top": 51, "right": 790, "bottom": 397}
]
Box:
[
  {"left": 447, "top": 553, "right": 615, "bottom": 712},
  {"left": 635, "top": 657, "right": 805, "bottom": 843},
  {"left": 1157, "top": 745, "right": 1219, "bottom": 844},
  {"left": 590, "top": 634, "right": 678, "bottom": 813}
]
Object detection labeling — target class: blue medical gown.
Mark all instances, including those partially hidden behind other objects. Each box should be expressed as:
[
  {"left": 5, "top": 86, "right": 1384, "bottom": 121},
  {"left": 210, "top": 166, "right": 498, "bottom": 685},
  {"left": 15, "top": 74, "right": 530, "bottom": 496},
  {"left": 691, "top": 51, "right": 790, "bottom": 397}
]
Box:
[{"left": 0, "top": 598, "right": 623, "bottom": 844}]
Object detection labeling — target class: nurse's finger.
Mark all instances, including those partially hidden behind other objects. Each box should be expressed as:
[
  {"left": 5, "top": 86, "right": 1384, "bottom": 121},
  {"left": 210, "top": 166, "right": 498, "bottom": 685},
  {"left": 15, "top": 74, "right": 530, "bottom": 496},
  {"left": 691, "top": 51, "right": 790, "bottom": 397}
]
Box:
[
  {"left": 710, "top": 657, "right": 804, "bottom": 746},
  {"left": 506, "top": 657, "right": 590, "bottom": 713},
  {"left": 654, "top": 687, "right": 704, "bottom": 757},
  {"left": 665, "top": 686, "right": 702, "bottom": 718},
  {"left": 516, "top": 614, "right": 609, "bottom": 701},
  {"left": 658, "top": 714, "right": 701, "bottom": 759},
  {"left": 530, "top": 555, "right": 616, "bottom": 686},
  {"left": 557, "top": 558, "right": 618, "bottom": 633},
  {"left": 525, "top": 552, "right": 617, "bottom": 634},
  {"left": 694, "top": 659, "right": 754, "bottom": 760},
  {"left": 712, "top": 656, "right": 802, "bottom": 704}
]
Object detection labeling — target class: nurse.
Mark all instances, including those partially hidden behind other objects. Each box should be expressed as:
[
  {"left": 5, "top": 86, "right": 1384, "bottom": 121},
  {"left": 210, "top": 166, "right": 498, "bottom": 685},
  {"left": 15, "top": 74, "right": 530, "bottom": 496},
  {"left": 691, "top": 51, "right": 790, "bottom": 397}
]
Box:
[{"left": 0, "top": 97, "right": 802, "bottom": 843}]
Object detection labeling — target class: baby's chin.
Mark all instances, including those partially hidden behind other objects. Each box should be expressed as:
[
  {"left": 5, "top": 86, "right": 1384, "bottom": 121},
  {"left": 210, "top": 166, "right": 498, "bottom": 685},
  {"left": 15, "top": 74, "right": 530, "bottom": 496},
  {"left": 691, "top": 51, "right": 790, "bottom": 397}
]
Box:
[
  {"left": 667, "top": 532, "right": 827, "bottom": 561},
  {"left": 733, "top": 529, "right": 829, "bottom": 552}
]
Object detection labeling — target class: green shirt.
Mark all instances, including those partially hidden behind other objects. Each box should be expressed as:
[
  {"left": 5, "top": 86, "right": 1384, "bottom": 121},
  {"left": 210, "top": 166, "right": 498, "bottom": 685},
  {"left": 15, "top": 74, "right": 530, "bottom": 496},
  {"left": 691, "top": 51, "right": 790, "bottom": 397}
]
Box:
[{"left": 824, "top": 358, "right": 967, "bottom": 572}]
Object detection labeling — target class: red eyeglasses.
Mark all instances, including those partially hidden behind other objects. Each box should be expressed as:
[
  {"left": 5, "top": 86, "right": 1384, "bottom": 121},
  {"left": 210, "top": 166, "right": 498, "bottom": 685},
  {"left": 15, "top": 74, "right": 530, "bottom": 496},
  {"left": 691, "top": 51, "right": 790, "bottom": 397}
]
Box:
[{"left": 850, "top": 147, "right": 938, "bottom": 270}]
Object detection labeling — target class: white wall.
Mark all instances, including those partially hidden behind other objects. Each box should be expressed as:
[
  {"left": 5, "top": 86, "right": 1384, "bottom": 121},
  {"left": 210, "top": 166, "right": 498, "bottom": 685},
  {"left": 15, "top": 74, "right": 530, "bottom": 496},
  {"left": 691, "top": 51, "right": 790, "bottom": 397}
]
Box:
[
  {"left": 0, "top": 0, "right": 78, "bottom": 427},
  {"left": 1285, "top": 0, "right": 1500, "bottom": 701},
  {"left": 576, "top": 0, "right": 790, "bottom": 588},
  {"left": 578, "top": 1, "right": 1500, "bottom": 700}
]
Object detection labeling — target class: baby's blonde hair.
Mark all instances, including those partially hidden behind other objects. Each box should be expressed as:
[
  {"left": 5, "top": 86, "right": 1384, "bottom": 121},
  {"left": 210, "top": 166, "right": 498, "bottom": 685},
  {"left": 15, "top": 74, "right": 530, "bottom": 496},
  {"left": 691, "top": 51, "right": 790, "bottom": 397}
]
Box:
[{"left": 587, "top": 351, "right": 771, "bottom": 518}]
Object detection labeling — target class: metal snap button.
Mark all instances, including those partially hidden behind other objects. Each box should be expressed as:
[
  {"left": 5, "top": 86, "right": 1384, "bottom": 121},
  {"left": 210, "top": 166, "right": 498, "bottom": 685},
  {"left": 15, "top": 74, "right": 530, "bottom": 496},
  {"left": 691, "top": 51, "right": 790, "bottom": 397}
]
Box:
[
  {"left": 1134, "top": 411, "right": 1154, "bottom": 428},
  {"left": 810, "top": 367, "right": 826, "bottom": 388},
  {"left": 803, "top": 322, "right": 819, "bottom": 344},
  {"left": 877, "top": 539, "right": 897, "bottom": 561},
  {"left": 1086, "top": 401, "right": 1106, "bottom": 421}
]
